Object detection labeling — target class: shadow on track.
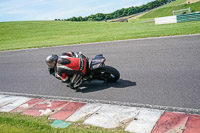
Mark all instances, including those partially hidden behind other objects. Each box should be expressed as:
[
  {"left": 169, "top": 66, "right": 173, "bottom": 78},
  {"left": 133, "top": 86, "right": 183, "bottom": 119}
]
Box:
[{"left": 77, "top": 79, "right": 136, "bottom": 93}]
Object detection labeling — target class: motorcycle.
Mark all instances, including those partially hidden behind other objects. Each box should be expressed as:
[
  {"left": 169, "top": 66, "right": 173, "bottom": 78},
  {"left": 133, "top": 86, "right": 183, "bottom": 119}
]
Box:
[{"left": 68, "top": 54, "right": 120, "bottom": 89}]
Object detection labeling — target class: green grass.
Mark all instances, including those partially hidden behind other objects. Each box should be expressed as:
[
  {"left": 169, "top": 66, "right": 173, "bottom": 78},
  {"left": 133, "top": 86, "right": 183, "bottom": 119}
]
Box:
[
  {"left": 0, "top": 20, "right": 200, "bottom": 51},
  {"left": 162, "top": 0, "right": 200, "bottom": 7},
  {"left": 0, "top": 112, "right": 127, "bottom": 133},
  {"left": 161, "top": 0, "right": 187, "bottom": 7}
]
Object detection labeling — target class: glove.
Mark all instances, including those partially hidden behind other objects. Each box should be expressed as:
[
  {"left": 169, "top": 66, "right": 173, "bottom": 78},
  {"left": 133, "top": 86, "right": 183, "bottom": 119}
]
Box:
[{"left": 48, "top": 68, "right": 55, "bottom": 75}]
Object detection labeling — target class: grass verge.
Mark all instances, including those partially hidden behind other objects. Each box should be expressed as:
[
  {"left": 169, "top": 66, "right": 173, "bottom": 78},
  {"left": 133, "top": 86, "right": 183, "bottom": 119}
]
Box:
[
  {"left": 0, "top": 20, "right": 200, "bottom": 51},
  {"left": 0, "top": 112, "right": 127, "bottom": 133}
]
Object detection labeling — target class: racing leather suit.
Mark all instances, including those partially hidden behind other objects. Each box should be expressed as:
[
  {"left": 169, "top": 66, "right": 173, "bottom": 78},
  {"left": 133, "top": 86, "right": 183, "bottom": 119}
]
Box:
[{"left": 48, "top": 52, "right": 87, "bottom": 89}]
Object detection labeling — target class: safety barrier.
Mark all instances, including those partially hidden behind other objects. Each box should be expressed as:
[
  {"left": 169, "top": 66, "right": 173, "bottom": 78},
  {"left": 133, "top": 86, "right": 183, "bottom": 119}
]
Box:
[
  {"left": 155, "top": 16, "right": 177, "bottom": 24},
  {"left": 177, "top": 12, "right": 200, "bottom": 22}
]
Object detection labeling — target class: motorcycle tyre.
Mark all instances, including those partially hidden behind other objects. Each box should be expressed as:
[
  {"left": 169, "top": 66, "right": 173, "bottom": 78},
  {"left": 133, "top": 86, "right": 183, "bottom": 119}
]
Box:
[
  {"left": 94, "top": 65, "right": 120, "bottom": 82},
  {"left": 69, "top": 83, "right": 79, "bottom": 90}
]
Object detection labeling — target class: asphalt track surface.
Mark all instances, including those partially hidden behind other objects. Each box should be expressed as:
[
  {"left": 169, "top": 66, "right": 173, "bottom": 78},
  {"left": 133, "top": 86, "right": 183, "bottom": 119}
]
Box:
[{"left": 0, "top": 35, "right": 200, "bottom": 110}]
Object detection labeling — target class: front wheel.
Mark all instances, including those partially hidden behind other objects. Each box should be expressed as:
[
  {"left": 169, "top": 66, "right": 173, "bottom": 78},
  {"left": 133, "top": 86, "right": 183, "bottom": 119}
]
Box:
[
  {"left": 93, "top": 66, "right": 120, "bottom": 82},
  {"left": 69, "top": 78, "right": 83, "bottom": 90}
]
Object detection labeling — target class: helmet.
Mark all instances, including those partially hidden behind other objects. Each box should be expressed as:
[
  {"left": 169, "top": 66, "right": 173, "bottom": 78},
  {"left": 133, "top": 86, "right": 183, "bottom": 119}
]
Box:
[{"left": 45, "top": 54, "right": 58, "bottom": 68}]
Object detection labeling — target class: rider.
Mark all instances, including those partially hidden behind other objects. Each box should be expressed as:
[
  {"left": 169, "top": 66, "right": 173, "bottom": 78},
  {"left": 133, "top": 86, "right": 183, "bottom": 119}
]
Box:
[{"left": 45, "top": 52, "right": 87, "bottom": 89}]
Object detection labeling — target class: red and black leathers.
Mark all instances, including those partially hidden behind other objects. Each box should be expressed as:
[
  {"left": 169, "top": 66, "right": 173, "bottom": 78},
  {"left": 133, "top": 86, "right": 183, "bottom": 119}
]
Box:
[{"left": 48, "top": 52, "right": 87, "bottom": 88}]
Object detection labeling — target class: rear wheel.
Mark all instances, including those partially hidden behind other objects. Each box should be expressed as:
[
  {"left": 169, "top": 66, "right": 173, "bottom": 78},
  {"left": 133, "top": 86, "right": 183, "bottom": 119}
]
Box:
[{"left": 94, "top": 66, "right": 120, "bottom": 82}]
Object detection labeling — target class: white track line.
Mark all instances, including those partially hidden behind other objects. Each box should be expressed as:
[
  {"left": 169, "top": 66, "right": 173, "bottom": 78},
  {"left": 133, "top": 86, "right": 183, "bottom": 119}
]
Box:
[{"left": 1, "top": 34, "right": 200, "bottom": 53}]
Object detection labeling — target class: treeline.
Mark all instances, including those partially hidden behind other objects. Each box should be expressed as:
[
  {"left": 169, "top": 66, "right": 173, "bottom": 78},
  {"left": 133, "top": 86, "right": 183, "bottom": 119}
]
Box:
[{"left": 55, "top": 0, "right": 176, "bottom": 21}]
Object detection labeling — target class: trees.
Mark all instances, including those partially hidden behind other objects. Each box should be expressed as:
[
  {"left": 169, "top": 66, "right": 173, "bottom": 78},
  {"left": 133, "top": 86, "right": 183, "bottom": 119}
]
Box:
[{"left": 64, "top": 0, "right": 174, "bottom": 21}]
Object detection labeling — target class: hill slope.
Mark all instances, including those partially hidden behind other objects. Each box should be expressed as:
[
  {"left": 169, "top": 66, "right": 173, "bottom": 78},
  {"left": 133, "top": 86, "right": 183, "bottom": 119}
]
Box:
[{"left": 140, "top": 1, "right": 200, "bottom": 19}]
